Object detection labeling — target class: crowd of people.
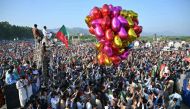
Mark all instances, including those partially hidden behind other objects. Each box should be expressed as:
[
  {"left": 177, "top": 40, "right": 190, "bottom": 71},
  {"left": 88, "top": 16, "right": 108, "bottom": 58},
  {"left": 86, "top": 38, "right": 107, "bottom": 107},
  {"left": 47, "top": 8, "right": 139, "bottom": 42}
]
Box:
[{"left": 0, "top": 36, "right": 190, "bottom": 109}]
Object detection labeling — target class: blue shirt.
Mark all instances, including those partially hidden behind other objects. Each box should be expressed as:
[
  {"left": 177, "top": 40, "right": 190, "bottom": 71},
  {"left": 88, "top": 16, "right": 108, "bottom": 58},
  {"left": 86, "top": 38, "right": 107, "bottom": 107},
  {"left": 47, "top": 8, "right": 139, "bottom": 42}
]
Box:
[{"left": 5, "top": 71, "right": 17, "bottom": 85}]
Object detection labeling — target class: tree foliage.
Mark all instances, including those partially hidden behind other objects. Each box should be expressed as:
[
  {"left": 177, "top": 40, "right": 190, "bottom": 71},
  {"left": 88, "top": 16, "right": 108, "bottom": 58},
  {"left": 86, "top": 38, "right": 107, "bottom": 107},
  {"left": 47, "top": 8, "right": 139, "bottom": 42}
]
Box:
[{"left": 0, "top": 21, "right": 33, "bottom": 40}]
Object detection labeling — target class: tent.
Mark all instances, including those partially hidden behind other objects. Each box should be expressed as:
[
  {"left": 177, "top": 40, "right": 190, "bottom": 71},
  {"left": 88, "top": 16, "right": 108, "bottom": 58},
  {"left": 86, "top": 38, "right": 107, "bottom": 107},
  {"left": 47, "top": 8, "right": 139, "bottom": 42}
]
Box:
[
  {"left": 134, "top": 41, "right": 139, "bottom": 47},
  {"left": 168, "top": 41, "right": 174, "bottom": 47},
  {"left": 174, "top": 42, "right": 182, "bottom": 48},
  {"left": 145, "top": 42, "right": 151, "bottom": 47}
]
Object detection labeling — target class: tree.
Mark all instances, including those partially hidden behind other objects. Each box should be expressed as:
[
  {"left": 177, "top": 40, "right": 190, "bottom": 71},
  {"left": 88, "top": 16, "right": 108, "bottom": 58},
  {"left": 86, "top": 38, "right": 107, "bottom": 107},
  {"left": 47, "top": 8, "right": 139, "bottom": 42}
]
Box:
[{"left": 0, "top": 21, "right": 34, "bottom": 40}]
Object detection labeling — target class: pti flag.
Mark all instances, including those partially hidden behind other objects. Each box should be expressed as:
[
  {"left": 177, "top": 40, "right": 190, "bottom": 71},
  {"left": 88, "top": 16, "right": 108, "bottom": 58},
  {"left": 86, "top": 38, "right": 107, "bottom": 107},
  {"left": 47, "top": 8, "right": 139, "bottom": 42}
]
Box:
[
  {"left": 184, "top": 56, "right": 190, "bottom": 62},
  {"left": 56, "top": 25, "right": 69, "bottom": 48},
  {"left": 159, "top": 64, "right": 166, "bottom": 78}
]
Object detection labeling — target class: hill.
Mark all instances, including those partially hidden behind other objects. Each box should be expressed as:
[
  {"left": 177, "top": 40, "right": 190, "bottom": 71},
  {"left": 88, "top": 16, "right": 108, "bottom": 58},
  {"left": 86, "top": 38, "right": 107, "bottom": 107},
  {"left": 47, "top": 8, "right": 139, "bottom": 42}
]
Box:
[{"left": 50, "top": 27, "right": 90, "bottom": 36}]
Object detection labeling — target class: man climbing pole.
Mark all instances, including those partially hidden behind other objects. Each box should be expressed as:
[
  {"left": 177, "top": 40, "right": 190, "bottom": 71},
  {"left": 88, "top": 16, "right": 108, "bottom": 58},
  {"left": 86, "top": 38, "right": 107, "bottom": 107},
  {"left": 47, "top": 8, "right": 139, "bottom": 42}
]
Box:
[{"left": 32, "top": 24, "right": 42, "bottom": 49}]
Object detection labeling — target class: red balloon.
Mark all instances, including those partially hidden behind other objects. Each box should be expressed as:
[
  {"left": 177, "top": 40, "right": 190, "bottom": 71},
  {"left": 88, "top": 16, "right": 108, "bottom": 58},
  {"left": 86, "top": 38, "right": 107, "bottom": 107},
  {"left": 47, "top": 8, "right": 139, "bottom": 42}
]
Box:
[
  {"left": 98, "top": 56, "right": 105, "bottom": 65},
  {"left": 105, "top": 29, "right": 114, "bottom": 41},
  {"left": 90, "top": 7, "right": 102, "bottom": 19},
  {"left": 137, "top": 34, "right": 140, "bottom": 37},
  {"left": 133, "top": 18, "right": 139, "bottom": 25},
  {"left": 89, "top": 26, "right": 95, "bottom": 34},
  {"left": 101, "top": 16, "right": 111, "bottom": 30},
  {"left": 111, "top": 44, "right": 120, "bottom": 54},
  {"left": 101, "top": 4, "right": 111, "bottom": 17},
  {"left": 110, "top": 56, "right": 121, "bottom": 65},
  {"left": 134, "top": 25, "right": 143, "bottom": 34},
  {"left": 138, "top": 26, "right": 143, "bottom": 34}
]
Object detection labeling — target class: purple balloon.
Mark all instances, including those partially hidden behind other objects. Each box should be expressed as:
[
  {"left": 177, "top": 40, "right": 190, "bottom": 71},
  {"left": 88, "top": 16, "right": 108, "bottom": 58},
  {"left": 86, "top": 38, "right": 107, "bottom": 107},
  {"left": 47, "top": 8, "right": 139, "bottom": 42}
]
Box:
[
  {"left": 112, "top": 17, "right": 121, "bottom": 32},
  {"left": 91, "top": 19, "right": 102, "bottom": 28},
  {"left": 95, "top": 25, "right": 104, "bottom": 38},
  {"left": 103, "top": 45, "right": 113, "bottom": 57},
  {"left": 112, "top": 7, "right": 120, "bottom": 17},
  {"left": 120, "top": 51, "right": 129, "bottom": 59},
  {"left": 118, "top": 15, "right": 128, "bottom": 27},
  {"left": 115, "top": 6, "right": 122, "bottom": 11},
  {"left": 118, "top": 26, "right": 128, "bottom": 39}
]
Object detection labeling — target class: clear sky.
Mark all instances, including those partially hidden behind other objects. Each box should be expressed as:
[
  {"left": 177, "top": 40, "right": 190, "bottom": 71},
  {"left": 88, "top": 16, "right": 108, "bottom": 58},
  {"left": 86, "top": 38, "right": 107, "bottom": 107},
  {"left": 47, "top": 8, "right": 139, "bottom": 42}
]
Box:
[{"left": 0, "top": 0, "right": 190, "bottom": 35}]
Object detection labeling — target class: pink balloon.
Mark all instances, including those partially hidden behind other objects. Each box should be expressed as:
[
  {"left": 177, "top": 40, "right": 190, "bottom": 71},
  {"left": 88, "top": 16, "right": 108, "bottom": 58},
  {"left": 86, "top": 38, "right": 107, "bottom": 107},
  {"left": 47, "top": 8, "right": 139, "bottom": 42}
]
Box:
[
  {"left": 112, "top": 17, "right": 121, "bottom": 32},
  {"left": 103, "top": 45, "right": 113, "bottom": 56},
  {"left": 120, "top": 51, "right": 129, "bottom": 59},
  {"left": 108, "top": 4, "right": 114, "bottom": 11},
  {"left": 100, "top": 39, "right": 106, "bottom": 43},
  {"left": 95, "top": 25, "right": 104, "bottom": 38},
  {"left": 118, "top": 15, "right": 128, "bottom": 27},
  {"left": 91, "top": 19, "right": 102, "bottom": 28},
  {"left": 118, "top": 26, "right": 128, "bottom": 39},
  {"left": 105, "top": 41, "right": 111, "bottom": 46}
]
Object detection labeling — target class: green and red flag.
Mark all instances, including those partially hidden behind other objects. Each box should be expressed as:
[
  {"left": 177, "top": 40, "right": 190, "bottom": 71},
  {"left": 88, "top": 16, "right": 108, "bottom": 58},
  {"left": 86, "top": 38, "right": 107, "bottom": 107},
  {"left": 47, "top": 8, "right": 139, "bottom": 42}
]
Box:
[
  {"left": 184, "top": 56, "right": 190, "bottom": 62},
  {"left": 56, "top": 25, "right": 69, "bottom": 49},
  {"left": 159, "top": 64, "right": 166, "bottom": 78}
]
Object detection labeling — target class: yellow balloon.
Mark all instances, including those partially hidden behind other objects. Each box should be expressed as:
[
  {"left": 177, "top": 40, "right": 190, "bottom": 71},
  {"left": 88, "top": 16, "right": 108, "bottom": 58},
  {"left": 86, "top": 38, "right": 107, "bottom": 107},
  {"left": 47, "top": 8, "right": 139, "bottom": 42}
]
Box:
[
  {"left": 120, "top": 10, "right": 138, "bottom": 19},
  {"left": 128, "top": 13, "right": 134, "bottom": 18},
  {"left": 128, "top": 28, "right": 137, "bottom": 40},
  {"left": 95, "top": 43, "right": 103, "bottom": 51},
  {"left": 122, "top": 41, "right": 130, "bottom": 47},
  {"left": 114, "top": 35, "right": 122, "bottom": 48},
  {"left": 120, "top": 10, "right": 127, "bottom": 17},
  {"left": 133, "top": 12, "right": 138, "bottom": 18},
  {"left": 119, "top": 49, "right": 125, "bottom": 54},
  {"left": 104, "top": 55, "right": 112, "bottom": 65},
  {"left": 97, "top": 53, "right": 102, "bottom": 60},
  {"left": 126, "top": 17, "right": 134, "bottom": 27},
  {"left": 85, "top": 16, "right": 91, "bottom": 27},
  {"left": 105, "top": 58, "right": 112, "bottom": 65}
]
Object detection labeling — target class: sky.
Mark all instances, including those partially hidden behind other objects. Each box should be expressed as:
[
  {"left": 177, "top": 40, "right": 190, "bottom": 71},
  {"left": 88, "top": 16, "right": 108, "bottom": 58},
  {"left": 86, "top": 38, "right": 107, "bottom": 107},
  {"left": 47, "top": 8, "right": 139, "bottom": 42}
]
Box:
[{"left": 0, "top": 0, "right": 190, "bottom": 36}]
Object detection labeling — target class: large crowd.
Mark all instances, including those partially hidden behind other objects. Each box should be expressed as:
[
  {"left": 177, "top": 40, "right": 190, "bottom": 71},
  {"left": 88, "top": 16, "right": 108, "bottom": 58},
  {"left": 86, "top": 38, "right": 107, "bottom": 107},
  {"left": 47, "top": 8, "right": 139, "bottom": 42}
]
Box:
[{"left": 0, "top": 37, "right": 190, "bottom": 109}]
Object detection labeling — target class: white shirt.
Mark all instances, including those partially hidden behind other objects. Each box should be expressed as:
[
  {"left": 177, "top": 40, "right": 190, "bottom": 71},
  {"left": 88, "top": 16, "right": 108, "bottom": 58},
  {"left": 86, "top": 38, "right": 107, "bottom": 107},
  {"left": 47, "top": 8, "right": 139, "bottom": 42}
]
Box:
[
  {"left": 42, "top": 29, "right": 52, "bottom": 39},
  {"left": 77, "top": 102, "right": 83, "bottom": 109},
  {"left": 96, "top": 99, "right": 103, "bottom": 109},
  {"left": 169, "top": 93, "right": 182, "bottom": 106},
  {"left": 86, "top": 102, "right": 92, "bottom": 109},
  {"left": 51, "top": 97, "right": 60, "bottom": 109},
  {"left": 16, "top": 79, "right": 28, "bottom": 100},
  {"left": 42, "top": 29, "right": 48, "bottom": 37}
]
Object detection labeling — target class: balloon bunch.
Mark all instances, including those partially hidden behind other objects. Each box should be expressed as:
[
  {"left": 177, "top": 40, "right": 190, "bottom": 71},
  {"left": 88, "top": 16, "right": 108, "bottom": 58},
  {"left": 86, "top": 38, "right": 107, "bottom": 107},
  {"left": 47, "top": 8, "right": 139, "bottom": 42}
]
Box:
[{"left": 85, "top": 4, "right": 142, "bottom": 65}]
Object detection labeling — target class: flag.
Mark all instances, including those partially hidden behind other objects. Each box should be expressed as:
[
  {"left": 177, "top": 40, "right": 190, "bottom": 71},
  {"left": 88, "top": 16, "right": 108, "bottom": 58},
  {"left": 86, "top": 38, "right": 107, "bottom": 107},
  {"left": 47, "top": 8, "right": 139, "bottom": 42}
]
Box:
[
  {"left": 159, "top": 64, "right": 166, "bottom": 79},
  {"left": 56, "top": 25, "right": 69, "bottom": 48},
  {"left": 184, "top": 56, "right": 190, "bottom": 62}
]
